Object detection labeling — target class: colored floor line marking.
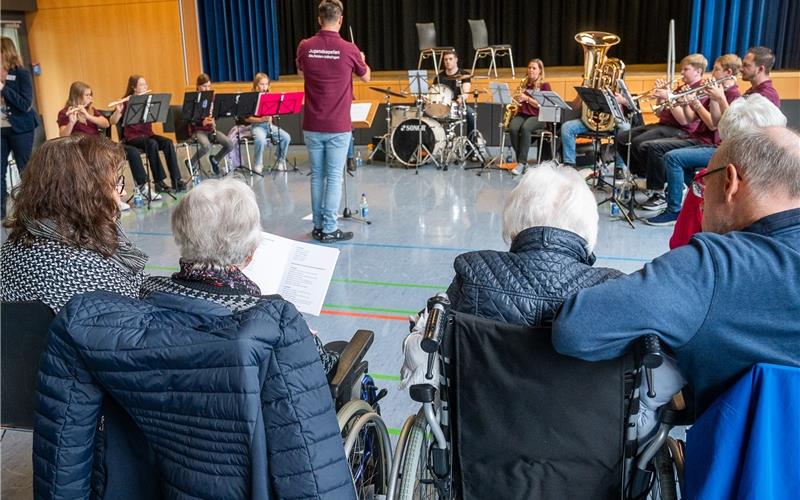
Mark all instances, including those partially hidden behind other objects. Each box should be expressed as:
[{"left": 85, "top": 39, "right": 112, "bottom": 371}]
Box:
[
  {"left": 324, "top": 303, "right": 417, "bottom": 316},
  {"left": 370, "top": 373, "right": 401, "bottom": 382},
  {"left": 146, "top": 265, "right": 180, "bottom": 272},
  {"left": 321, "top": 309, "right": 407, "bottom": 322},
  {"left": 331, "top": 278, "right": 445, "bottom": 290},
  {"left": 132, "top": 232, "right": 654, "bottom": 264},
  {"left": 388, "top": 427, "right": 401, "bottom": 436}
]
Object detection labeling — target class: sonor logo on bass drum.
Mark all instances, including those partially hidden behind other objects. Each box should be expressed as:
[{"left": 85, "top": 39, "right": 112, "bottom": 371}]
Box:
[{"left": 400, "top": 124, "right": 425, "bottom": 132}]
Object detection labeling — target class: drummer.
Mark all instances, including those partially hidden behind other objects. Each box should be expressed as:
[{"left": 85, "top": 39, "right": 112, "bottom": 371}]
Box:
[{"left": 435, "top": 50, "right": 476, "bottom": 139}]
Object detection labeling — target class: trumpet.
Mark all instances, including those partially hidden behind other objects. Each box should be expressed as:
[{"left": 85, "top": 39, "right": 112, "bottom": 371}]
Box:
[
  {"left": 632, "top": 78, "right": 684, "bottom": 102},
  {"left": 651, "top": 75, "right": 735, "bottom": 114},
  {"left": 108, "top": 89, "right": 152, "bottom": 108}
]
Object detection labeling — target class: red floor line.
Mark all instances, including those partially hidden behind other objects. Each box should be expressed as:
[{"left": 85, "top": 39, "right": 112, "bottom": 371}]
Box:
[{"left": 321, "top": 309, "right": 408, "bottom": 322}]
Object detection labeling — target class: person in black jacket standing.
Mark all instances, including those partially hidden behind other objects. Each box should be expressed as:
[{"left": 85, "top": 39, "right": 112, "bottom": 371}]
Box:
[{"left": 1, "top": 37, "right": 38, "bottom": 219}]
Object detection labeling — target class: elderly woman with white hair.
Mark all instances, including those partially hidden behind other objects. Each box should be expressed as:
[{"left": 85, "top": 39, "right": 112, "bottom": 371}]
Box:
[
  {"left": 445, "top": 161, "right": 622, "bottom": 326},
  {"left": 141, "top": 177, "right": 339, "bottom": 375}
]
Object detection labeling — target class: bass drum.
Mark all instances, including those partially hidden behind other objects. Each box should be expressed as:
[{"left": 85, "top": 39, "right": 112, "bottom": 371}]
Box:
[{"left": 390, "top": 117, "right": 446, "bottom": 167}]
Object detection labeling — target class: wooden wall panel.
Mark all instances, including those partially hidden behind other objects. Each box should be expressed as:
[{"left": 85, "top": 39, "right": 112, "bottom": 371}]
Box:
[{"left": 27, "top": 0, "right": 193, "bottom": 139}]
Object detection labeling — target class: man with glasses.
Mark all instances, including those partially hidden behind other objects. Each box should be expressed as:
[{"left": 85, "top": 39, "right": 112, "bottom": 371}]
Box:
[{"left": 552, "top": 126, "right": 800, "bottom": 415}]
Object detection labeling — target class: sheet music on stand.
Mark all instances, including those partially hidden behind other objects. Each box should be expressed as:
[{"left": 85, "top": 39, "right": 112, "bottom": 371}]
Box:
[
  {"left": 407, "top": 70, "right": 429, "bottom": 96},
  {"left": 616, "top": 79, "right": 638, "bottom": 113},
  {"left": 489, "top": 82, "right": 512, "bottom": 106},
  {"left": 124, "top": 93, "right": 171, "bottom": 125},
  {"left": 181, "top": 91, "right": 214, "bottom": 122},
  {"left": 531, "top": 90, "right": 571, "bottom": 123},
  {"left": 602, "top": 89, "right": 627, "bottom": 126},
  {"left": 350, "top": 101, "right": 377, "bottom": 129}
]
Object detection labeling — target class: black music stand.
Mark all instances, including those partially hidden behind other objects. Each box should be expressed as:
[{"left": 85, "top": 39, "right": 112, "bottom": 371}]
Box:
[
  {"left": 123, "top": 93, "right": 175, "bottom": 208},
  {"left": 575, "top": 86, "right": 634, "bottom": 228},
  {"left": 532, "top": 90, "right": 572, "bottom": 163},
  {"left": 213, "top": 92, "right": 261, "bottom": 176},
  {"left": 407, "top": 69, "right": 440, "bottom": 173},
  {"left": 470, "top": 82, "right": 513, "bottom": 175},
  {"left": 181, "top": 91, "right": 214, "bottom": 179},
  {"left": 616, "top": 78, "right": 645, "bottom": 223}
]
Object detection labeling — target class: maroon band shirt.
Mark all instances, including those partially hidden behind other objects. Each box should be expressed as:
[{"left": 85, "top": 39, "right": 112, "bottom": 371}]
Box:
[
  {"left": 659, "top": 79, "right": 704, "bottom": 133},
  {"left": 744, "top": 79, "right": 781, "bottom": 107},
  {"left": 57, "top": 107, "right": 103, "bottom": 136},
  {"left": 121, "top": 102, "right": 154, "bottom": 142},
  {"left": 517, "top": 82, "right": 552, "bottom": 117},
  {"left": 296, "top": 30, "right": 367, "bottom": 133},
  {"left": 692, "top": 85, "right": 742, "bottom": 146}
]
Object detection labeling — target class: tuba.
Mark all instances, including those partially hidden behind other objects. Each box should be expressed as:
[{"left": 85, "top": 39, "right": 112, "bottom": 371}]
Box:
[{"left": 575, "top": 31, "right": 625, "bottom": 132}]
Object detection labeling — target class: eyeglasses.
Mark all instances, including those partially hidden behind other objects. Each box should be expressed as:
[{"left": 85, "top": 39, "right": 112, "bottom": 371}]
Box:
[{"left": 691, "top": 166, "right": 728, "bottom": 199}]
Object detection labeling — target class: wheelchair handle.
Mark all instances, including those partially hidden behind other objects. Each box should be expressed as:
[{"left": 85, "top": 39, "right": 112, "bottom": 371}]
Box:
[
  {"left": 640, "top": 334, "right": 664, "bottom": 399},
  {"left": 421, "top": 298, "right": 448, "bottom": 354}
]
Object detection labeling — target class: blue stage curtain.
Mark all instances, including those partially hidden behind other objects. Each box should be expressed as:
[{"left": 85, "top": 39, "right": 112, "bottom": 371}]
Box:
[
  {"left": 197, "top": 0, "right": 281, "bottom": 82},
  {"left": 689, "top": 0, "right": 799, "bottom": 69}
]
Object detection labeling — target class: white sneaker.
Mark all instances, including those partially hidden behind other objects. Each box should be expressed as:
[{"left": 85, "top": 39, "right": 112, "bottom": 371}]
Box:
[
  {"left": 254, "top": 164, "right": 264, "bottom": 174},
  {"left": 275, "top": 159, "right": 288, "bottom": 171},
  {"left": 140, "top": 184, "right": 162, "bottom": 201},
  {"left": 117, "top": 200, "right": 131, "bottom": 212}
]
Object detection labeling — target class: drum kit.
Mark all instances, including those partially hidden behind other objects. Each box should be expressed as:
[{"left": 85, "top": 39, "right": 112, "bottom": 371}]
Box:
[{"left": 368, "top": 74, "right": 485, "bottom": 170}]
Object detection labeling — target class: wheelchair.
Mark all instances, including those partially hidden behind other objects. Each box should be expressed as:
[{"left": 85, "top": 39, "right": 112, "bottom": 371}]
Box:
[
  {"left": 326, "top": 329, "right": 393, "bottom": 499},
  {"left": 388, "top": 295, "right": 690, "bottom": 500}
]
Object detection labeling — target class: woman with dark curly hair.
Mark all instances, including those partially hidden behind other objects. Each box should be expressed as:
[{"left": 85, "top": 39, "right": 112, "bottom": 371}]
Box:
[{"left": 1, "top": 134, "right": 147, "bottom": 312}]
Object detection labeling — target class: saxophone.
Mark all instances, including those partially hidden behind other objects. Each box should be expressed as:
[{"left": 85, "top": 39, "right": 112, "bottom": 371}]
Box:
[
  {"left": 575, "top": 31, "right": 625, "bottom": 132},
  {"left": 502, "top": 77, "right": 527, "bottom": 128}
]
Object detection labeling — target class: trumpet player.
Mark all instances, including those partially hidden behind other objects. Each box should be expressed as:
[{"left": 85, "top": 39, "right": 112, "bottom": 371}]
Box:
[
  {"left": 187, "top": 74, "right": 233, "bottom": 176},
  {"left": 739, "top": 47, "right": 781, "bottom": 107},
  {"left": 641, "top": 54, "right": 742, "bottom": 224},
  {"left": 616, "top": 54, "right": 706, "bottom": 176},
  {"left": 507, "top": 59, "right": 551, "bottom": 165}
]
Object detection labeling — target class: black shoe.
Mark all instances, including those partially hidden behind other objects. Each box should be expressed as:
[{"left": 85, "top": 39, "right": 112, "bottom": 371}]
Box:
[
  {"left": 174, "top": 179, "right": 188, "bottom": 192},
  {"left": 311, "top": 228, "right": 323, "bottom": 241},
  {"left": 155, "top": 181, "right": 172, "bottom": 193},
  {"left": 209, "top": 157, "right": 221, "bottom": 175},
  {"left": 320, "top": 229, "right": 353, "bottom": 243},
  {"left": 347, "top": 158, "right": 356, "bottom": 172}
]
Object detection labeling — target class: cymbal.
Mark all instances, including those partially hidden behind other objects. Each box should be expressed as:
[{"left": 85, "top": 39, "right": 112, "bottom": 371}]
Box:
[
  {"left": 443, "top": 73, "right": 473, "bottom": 81},
  {"left": 369, "top": 86, "right": 408, "bottom": 98}
]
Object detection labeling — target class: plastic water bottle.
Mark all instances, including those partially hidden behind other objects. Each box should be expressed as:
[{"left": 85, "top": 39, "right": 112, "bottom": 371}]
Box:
[
  {"left": 359, "top": 193, "right": 369, "bottom": 218},
  {"left": 132, "top": 186, "right": 145, "bottom": 208},
  {"left": 610, "top": 188, "right": 621, "bottom": 216},
  {"left": 355, "top": 150, "right": 363, "bottom": 169}
]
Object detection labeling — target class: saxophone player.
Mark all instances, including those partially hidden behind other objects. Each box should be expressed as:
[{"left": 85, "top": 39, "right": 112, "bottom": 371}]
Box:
[
  {"left": 187, "top": 74, "right": 233, "bottom": 176},
  {"left": 507, "top": 59, "right": 551, "bottom": 165}
]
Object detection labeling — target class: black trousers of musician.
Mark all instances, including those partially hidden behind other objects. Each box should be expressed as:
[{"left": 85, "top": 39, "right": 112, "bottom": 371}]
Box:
[
  {"left": 639, "top": 137, "right": 701, "bottom": 190},
  {"left": 615, "top": 124, "right": 687, "bottom": 177},
  {"left": 1, "top": 127, "right": 34, "bottom": 219},
  {"left": 126, "top": 135, "right": 182, "bottom": 187},
  {"left": 122, "top": 144, "right": 149, "bottom": 187},
  {"left": 508, "top": 114, "right": 546, "bottom": 163}
]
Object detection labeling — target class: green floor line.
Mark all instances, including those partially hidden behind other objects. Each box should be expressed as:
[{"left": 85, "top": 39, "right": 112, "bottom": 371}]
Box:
[
  {"left": 146, "top": 265, "right": 180, "bottom": 272},
  {"left": 331, "top": 278, "right": 446, "bottom": 290},
  {"left": 370, "top": 373, "right": 401, "bottom": 382},
  {"left": 323, "top": 303, "right": 418, "bottom": 316},
  {"left": 388, "top": 427, "right": 401, "bottom": 436}
]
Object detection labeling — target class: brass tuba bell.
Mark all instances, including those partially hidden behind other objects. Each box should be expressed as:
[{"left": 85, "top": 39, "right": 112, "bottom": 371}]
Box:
[{"left": 575, "top": 31, "right": 625, "bottom": 132}]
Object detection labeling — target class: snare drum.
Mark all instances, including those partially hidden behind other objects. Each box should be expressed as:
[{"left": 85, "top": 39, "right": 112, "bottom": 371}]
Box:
[
  {"left": 390, "top": 117, "right": 446, "bottom": 166},
  {"left": 425, "top": 84, "right": 453, "bottom": 119},
  {"left": 390, "top": 105, "right": 417, "bottom": 129}
]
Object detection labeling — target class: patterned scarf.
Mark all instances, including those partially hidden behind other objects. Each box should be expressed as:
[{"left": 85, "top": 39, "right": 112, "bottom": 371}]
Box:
[
  {"left": 21, "top": 215, "right": 148, "bottom": 275},
  {"left": 173, "top": 260, "right": 262, "bottom": 296}
]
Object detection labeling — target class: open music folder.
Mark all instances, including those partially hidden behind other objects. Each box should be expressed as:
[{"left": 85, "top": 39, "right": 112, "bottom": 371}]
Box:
[{"left": 242, "top": 232, "right": 339, "bottom": 316}]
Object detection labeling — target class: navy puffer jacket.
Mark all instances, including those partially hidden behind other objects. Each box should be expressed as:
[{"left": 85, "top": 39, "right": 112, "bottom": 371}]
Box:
[
  {"left": 446, "top": 226, "right": 623, "bottom": 326},
  {"left": 33, "top": 291, "right": 356, "bottom": 500}
]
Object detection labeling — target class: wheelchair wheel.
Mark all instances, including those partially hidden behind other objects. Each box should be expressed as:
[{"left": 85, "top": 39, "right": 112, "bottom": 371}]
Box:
[
  {"left": 338, "top": 399, "right": 373, "bottom": 434},
  {"left": 397, "top": 412, "right": 436, "bottom": 500},
  {"left": 652, "top": 443, "right": 678, "bottom": 500},
  {"left": 343, "top": 411, "right": 392, "bottom": 499}
]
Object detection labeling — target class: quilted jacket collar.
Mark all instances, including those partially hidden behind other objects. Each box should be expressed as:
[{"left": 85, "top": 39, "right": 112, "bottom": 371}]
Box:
[
  {"left": 510, "top": 226, "right": 595, "bottom": 266},
  {"left": 144, "top": 290, "right": 233, "bottom": 316}
]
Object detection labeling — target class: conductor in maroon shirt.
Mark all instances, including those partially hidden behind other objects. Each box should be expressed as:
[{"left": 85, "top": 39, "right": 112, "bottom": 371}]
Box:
[{"left": 296, "top": 0, "right": 370, "bottom": 243}]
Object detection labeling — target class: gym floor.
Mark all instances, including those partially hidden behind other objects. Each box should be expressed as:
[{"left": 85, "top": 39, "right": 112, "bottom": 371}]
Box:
[{"left": 1, "top": 148, "right": 673, "bottom": 498}]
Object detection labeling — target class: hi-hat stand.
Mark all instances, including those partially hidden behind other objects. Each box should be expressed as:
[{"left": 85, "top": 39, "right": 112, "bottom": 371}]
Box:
[
  {"left": 448, "top": 86, "right": 486, "bottom": 166},
  {"left": 367, "top": 86, "right": 408, "bottom": 164}
]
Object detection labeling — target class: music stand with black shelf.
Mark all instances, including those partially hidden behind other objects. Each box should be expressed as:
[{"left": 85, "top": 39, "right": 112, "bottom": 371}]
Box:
[
  {"left": 406, "top": 69, "right": 441, "bottom": 173},
  {"left": 531, "top": 90, "right": 572, "bottom": 164},
  {"left": 213, "top": 92, "right": 260, "bottom": 176},
  {"left": 255, "top": 91, "right": 304, "bottom": 175},
  {"left": 575, "top": 86, "right": 634, "bottom": 228},
  {"left": 470, "top": 81, "right": 513, "bottom": 175},
  {"left": 180, "top": 91, "right": 214, "bottom": 179},
  {"left": 122, "top": 93, "right": 175, "bottom": 208}
]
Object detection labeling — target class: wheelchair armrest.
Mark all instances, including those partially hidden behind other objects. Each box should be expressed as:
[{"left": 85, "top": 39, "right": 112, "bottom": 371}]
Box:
[
  {"left": 329, "top": 329, "right": 374, "bottom": 401},
  {"left": 410, "top": 383, "right": 437, "bottom": 403}
]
